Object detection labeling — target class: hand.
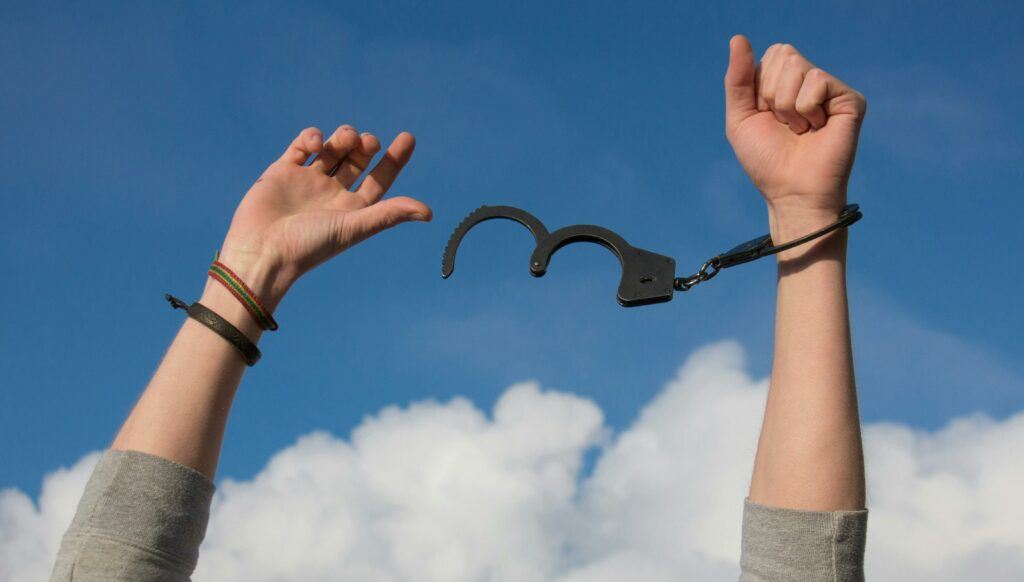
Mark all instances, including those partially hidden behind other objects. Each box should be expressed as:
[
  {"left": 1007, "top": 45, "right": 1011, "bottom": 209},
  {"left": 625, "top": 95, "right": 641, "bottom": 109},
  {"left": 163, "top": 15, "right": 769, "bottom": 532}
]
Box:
[
  {"left": 212, "top": 125, "right": 431, "bottom": 309},
  {"left": 724, "top": 36, "right": 866, "bottom": 236}
]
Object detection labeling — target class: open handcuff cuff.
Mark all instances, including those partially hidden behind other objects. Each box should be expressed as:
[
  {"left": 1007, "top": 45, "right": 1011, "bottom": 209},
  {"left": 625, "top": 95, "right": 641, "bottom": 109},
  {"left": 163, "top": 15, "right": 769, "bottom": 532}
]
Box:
[{"left": 442, "top": 204, "right": 862, "bottom": 307}]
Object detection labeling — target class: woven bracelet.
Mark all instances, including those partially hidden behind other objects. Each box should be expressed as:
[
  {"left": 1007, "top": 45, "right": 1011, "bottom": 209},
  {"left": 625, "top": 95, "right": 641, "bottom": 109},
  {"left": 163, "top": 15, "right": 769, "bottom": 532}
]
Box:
[{"left": 207, "top": 254, "right": 279, "bottom": 331}]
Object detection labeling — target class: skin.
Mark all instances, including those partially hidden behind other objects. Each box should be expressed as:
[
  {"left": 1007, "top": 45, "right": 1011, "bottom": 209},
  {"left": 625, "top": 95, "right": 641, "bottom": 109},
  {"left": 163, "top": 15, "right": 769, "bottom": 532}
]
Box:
[
  {"left": 111, "top": 125, "right": 431, "bottom": 477},
  {"left": 113, "top": 35, "right": 867, "bottom": 514},
  {"left": 725, "top": 35, "right": 867, "bottom": 510}
]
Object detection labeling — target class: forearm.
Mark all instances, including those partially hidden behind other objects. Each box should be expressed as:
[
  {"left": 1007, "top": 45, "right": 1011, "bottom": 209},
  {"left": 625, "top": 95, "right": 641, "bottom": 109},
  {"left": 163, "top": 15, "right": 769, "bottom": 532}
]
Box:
[
  {"left": 49, "top": 265, "right": 270, "bottom": 580},
  {"left": 111, "top": 252, "right": 286, "bottom": 478},
  {"left": 53, "top": 124, "right": 426, "bottom": 580},
  {"left": 748, "top": 207, "right": 864, "bottom": 511}
]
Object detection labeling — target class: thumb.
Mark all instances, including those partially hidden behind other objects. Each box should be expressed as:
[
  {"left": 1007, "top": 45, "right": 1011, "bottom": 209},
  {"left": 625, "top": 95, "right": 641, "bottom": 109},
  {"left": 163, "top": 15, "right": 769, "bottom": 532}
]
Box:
[
  {"left": 725, "top": 34, "right": 758, "bottom": 131},
  {"left": 342, "top": 196, "right": 432, "bottom": 247}
]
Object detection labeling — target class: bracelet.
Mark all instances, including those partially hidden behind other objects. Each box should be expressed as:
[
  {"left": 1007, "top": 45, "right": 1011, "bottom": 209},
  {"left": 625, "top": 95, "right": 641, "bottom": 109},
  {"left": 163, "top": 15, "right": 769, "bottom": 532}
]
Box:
[
  {"left": 165, "top": 294, "right": 262, "bottom": 366},
  {"left": 207, "top": 256, "right": 279, "bottom": 331}
]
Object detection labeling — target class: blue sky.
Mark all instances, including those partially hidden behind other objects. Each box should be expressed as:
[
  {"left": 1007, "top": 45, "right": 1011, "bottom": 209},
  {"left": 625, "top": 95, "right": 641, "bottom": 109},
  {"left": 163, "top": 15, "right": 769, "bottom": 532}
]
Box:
[{"left": 2, "top": 0, "right": 1022, "bottom": 496}]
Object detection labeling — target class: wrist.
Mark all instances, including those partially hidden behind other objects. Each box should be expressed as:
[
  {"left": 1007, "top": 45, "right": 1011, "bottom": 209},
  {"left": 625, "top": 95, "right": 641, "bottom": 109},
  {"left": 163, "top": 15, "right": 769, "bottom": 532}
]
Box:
[
  {"left": 766, "top": 202, "right": 849, "bottom": 264},
  {"left": 210, "top": 245, "right": 295, "bottom": 311},
  {"left": 198, "top": 248, "right": 293, "bottom": 340},
  {"left": 198, "top": 282, "right": 266, "bottom": 343}
]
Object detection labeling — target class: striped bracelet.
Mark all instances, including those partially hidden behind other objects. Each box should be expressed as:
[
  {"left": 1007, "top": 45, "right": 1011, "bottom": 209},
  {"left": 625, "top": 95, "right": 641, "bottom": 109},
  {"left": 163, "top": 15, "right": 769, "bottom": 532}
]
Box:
[{"left": 207, "top": 255, "right": 279, "bottom": 331}]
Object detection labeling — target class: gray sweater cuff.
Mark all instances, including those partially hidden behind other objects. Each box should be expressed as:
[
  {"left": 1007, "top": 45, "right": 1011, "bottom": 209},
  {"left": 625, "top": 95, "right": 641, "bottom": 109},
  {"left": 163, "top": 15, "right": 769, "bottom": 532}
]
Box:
[
  {"left": 63, "top": 449, "right": 215, "bottom": 570},
  {"left": 740, "top": 498, "right": 868, "bottom": 582}
]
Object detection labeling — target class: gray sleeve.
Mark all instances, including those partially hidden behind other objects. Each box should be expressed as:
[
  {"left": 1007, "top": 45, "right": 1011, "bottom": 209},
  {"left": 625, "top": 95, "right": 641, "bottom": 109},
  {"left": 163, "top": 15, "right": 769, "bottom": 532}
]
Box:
[
  {"left": 49, "top": 450, "right": 215, "bottom": 582},
  {"left": 739, "top": 498, "right": 868, "bottom": 582}
]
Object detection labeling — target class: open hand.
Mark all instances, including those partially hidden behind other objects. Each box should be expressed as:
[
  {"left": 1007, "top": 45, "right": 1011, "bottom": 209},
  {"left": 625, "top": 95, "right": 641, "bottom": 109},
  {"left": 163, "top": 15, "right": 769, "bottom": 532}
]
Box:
[
  {"left": 724, "top": 36, "right": 866, "bottom": 233},
  {"left": 214, "top": 125, "right": 431, "bottom": 306}
]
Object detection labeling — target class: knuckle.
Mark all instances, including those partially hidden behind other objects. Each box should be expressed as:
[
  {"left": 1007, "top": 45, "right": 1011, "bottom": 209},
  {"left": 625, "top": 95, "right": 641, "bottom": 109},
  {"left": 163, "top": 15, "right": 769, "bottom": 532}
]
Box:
[
  {"left": 298, "top": 127, "right": 319, "bottom": 142},
  {"left": 263, "top": 163, "right": 292, "bottom": 182},
  {"left": 336, "top": 131, "right": 359, "bottom": 147},
  {"left": 377, "top": 211, "right": 400, "bottom": 230},
  {"left": 855, "top": 91, "right": 868, "bottom": 115},
  {"left": 795, "top": 98, "right": 816, "bottom": 113}
]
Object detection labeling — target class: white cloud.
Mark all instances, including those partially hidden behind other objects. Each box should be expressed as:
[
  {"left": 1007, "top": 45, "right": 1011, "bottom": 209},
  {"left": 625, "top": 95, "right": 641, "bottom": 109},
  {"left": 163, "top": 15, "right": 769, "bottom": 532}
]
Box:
[
  {"left": 0, "top": 452, "right": 100, "bottom": 582},
  {"left": 3, "top": 341, "right": 1023, "bottom": 581}
]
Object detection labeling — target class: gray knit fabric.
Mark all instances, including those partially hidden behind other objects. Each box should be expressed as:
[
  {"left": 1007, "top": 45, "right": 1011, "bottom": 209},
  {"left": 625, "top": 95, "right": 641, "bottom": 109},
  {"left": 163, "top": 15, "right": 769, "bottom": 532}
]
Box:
[
  {"left": 50, "top": 451, "right": 868, "bottom": 581},
  {"left": 740, "top": 498, "right": 868, "bottom": 581},
  {"left": 49, "top": 450, "right": 214, "bottom": 581}
]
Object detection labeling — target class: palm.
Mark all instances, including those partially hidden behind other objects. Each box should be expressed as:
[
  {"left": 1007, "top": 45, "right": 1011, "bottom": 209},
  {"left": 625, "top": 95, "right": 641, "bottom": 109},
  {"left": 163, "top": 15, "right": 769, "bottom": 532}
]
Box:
[
  {"left": 227, "top": 166, "right": 367, "bottom": 273},
  {"left": 218, "top": 127, "right": 430, "bottom": 278}
]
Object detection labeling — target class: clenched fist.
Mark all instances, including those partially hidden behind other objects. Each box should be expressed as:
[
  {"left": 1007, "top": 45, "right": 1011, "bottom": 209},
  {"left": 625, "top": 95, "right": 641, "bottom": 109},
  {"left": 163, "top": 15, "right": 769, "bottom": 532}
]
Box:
[{"left": 724, "top": 35, "right": 866, "bottom": 240}]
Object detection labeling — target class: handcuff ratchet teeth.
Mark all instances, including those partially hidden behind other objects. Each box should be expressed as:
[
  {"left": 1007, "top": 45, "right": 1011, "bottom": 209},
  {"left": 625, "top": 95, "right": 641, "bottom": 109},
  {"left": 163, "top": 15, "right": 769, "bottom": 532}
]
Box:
[{"left": 441, "top": 203, "right": 862, "bottom": 307}]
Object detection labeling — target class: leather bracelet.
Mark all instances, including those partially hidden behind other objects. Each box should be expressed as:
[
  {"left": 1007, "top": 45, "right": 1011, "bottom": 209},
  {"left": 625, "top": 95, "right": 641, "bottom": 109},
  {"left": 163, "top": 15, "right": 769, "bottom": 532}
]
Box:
[{"left": 165, "top": 294, "right": 262, "bottom": 366}]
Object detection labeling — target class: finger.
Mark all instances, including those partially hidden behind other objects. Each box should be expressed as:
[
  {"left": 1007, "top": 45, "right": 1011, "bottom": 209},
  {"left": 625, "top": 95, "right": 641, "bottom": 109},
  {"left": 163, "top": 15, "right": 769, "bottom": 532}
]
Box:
[
  {"left": 774, "top": 54, "right": 814, "bottom": 134},
  {"left": 754, "top": 61, "right": 767, "bottom": 111},
  {"left": 757, "top": 43, "right": 784, "bottom": 111},
  {"left": 341, "top": 196, "right": 432, "bottom": 247},
  {"left": 795, "top": 68, "right": 830, "bottom": 129},
  {"left": 760, "top": 44, "right": 800, "bottom": 126},
  {"left": 310, "top": 125, "right": 360, "bottom": 175},
  {"left": 724, "top": 35, "right": 758, "bottom": 132},
  {"left": 335, "top": 132, "right": 382, "bottom": 189},
  {"left": 357, "top": 132, "right": 416, "bottom": 205},
  {"left": 795, "top": 69, "right": 867, "bottom": 129},
  {"left": 278, "top": 127, "right": 323, "bottom": 165},
  {"left": 755, "top": 43, "right": 779, "bottom": 112}
]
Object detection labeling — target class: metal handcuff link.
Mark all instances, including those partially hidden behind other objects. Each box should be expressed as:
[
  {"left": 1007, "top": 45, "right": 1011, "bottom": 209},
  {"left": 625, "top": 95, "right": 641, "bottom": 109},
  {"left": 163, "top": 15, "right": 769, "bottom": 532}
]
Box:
[{"left": 441, "top": 204, "right": 862, "bottom": 307}]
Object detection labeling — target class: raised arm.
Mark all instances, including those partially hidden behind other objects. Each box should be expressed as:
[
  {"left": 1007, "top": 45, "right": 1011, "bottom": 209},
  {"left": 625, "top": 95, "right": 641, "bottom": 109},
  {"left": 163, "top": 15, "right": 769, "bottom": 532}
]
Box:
[
  {"left": 726, "top": 34, "right": 865, "bottom": 512},
  {"left": 724, "top": 36, "right": 868, "bottom": 580},
  {"left": 110, "top": 126, "right": 429, "bottom": 477},
  {"left": 51, "top": 125, "right": 430, "bottom": 581}
]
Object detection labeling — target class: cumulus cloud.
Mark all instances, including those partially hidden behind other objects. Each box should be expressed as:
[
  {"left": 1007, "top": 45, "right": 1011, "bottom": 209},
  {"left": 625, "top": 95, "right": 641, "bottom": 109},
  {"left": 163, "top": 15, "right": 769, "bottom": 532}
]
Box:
[
  {"left": 0, "top": 452, "right": 100, "bottom": 582},
  {"left": 3, "top": 341, "right": 1023, "bottom": 581}
]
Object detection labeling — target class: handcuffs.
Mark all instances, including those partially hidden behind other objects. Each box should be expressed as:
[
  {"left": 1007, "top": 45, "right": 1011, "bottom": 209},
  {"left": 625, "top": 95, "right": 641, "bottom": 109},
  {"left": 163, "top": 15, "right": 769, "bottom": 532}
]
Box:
[{"left": 441, "top": 204, "right": 862, "bottom": 307}]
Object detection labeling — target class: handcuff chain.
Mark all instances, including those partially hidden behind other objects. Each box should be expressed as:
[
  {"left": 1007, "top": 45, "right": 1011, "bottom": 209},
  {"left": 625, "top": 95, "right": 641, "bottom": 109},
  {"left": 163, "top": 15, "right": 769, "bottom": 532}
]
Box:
[
  {"left": 673, "top": 258, "right": 721, "bottom": 291},
  {"left": 673, "top": 203, "right": 862, "bottom": 293}
]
